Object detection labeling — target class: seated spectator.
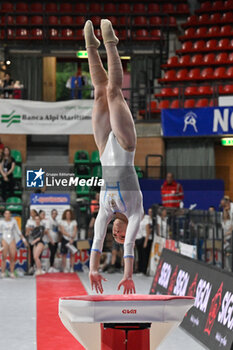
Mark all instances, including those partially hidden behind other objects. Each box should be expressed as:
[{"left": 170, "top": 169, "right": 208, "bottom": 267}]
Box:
[
  {"left": 0, "top": 146, "right": 15, "bottom": 201},
  {"left": 59, "top": 209, "right": 78, "bottom": 273},
  {"left": 31, "top": 215, "right": 46, "bottom": 276},
  {"left": 157, "top": 207, "right": 168, "bottom": 238}
]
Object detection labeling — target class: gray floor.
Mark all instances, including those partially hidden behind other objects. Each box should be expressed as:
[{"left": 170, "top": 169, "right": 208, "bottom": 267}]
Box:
[
  {"left": 79, "top": 271, "right": 207, "bottom": 350},
  {"left": 0, "top": 273, "right": 206, "bottom": 350},
  {"left": 0, "top": 277, "right": 36, "bottom": 350}
]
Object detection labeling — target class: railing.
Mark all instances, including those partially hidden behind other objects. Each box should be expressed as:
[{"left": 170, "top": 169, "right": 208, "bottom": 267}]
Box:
[{"left": 152, "top": 205, "right": 233, "bottom": 272}]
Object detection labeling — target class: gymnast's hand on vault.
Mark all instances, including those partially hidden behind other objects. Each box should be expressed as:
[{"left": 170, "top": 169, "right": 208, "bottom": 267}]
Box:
[
  {"left": 118, "top": 277, "right": 136, "bottom": 294},
  {"left": 89, "top": 271, "right": 107, "bottom": 294}
]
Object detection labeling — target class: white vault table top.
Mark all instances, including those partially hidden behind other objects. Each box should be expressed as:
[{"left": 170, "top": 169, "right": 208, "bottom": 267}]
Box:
[{"left": 59, "top": 294, "right": 194, "bottom": 324}]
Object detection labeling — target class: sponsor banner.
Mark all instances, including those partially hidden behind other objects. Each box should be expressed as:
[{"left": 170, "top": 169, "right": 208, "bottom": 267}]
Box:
[
  {"left": 162, "top": 106, "right": 233, "bottom": 137},
  {"left": 149, "top": 235, "right": 177, "bottom": 276},
  {"left": 30, "top": 193, "right": 70, "bottom": 221},
  {"left": 219, "top": 96, "right": 233, "bottom": 107},
  {"left": 179, "top": 241, "right": 197, "bottom": 259},
  {"left": 150, "top": 249, "right": 233, "bottom": 350},
  {"left": 0, "top": 99, "right": 93, "bottom": 134}
]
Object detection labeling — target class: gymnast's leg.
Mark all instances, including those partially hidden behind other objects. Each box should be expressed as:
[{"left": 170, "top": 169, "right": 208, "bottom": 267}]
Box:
[
  {"left": 84, "top": 20, "right": 111, "bottom": 156},
  {"left": 101, "top": 19, "right": 136, "bottom": 151}
]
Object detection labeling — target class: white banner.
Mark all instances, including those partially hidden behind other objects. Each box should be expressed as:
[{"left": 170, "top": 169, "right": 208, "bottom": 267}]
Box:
[
  {"left": 179, "top": 241, "right": 197, "bottom": 259},
  {"left": 0, "top": 99, "right": 93, "bottom": 134},
  {"left": 219, "top": 95, "right": 233, "bottom": 106}
]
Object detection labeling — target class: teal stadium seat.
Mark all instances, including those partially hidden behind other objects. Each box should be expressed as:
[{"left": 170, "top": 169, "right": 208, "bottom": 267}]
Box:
[{"left": 74, "top": 150, "right": 90, "bottom": 164}]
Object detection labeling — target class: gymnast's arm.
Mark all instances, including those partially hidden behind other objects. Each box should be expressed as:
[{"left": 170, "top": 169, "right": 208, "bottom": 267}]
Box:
[
  {"left": 118, "top": 213, "right": 142, "bottom": 294},
  {"left": 89, "top": 207, "right": 112, "bottom": 293}
]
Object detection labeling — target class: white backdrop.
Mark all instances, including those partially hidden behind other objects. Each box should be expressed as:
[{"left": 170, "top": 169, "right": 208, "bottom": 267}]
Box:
[{"left": 0, "top": 99, "right": 93, "bottom": 134}]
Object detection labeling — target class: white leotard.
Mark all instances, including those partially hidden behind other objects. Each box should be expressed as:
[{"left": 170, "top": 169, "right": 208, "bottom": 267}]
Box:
[
  {"left": 91, "top": 131, "right": 144, "bottom": 258},
  {"left": 0, "top": 218, "right": 21, "bottom": 244}
]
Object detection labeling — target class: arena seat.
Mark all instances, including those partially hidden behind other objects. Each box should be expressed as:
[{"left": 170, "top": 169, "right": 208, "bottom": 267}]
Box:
[
  {"left": 118, "top": 3, "right": 131, "bottom": 13},
  {"left": 215, "top": 52, "right": 228, "bottom": 64},
  {"left": 186, "top": 15, "right": 198, "bottom": 26},
  {"left": 16, "top": 2, "right": 28, "bottom": 12},
  {"left": 15, "top": 28, "right": 28, "bottom": 39},
  {"left": 134, "top": 16, "right": 147, "bottom": 26},
  {"left": 212, "top": 1, "right": 224, "bottom": 11},
  {"left": 148, "top": 3, "right": 160, "bottom": 12},
  {"left": 191, "top": 54, "right": 203, "bottom": 65},
  {"left": 167, "top": 56, "right": 179, "bottom": 66},
  {"left": 61, "top": 29, "right": 74, "bottom": 39},
  {"left": 133, "top": 4, "right": 146, "bottom": 13},
  {"left": 199, "top": 14, "right": 209, "bottom": 24},
  {"left": 11, "top": 150, "right": 22, "bottom": 164},
  {"left": 158, "top": 100, "right": 170, "bottom": 109},
  {"left": 195, "top": 98, "right": 209, "bottom": 107},
  {"left": 198, "top": 1, "right": 211, "bottom": 12},
  {"left": 184, "top": 86, "right": 199, "bottom": 96},
  {"left": 16, "top": 16, "right": 28, "bottom": 25},
  {"left": 181, "top": 41, "right": 193, "bottom": 52},
  {"left": 151, "top": 29, "right": 161, "bottom": 39},
  {"left": 119, "top": 16, "right": 130, "bottom": 26},
  {"left": 45, "top": 3, "right": 58, "bottom": 12},
  {"left": 76, "top": 29, "right": 83, "bottom": 40},
  {"left": 13, "top": 165, "right": 22, "bottom": 179},
  {"left": 89, "top": 3, "right": 102, "bottom": 13},
  {"left": 177, "top": 68, "right": 188, "bottom": 80},
  {"left": 31, "top": 28, "right": 43, "bottom": 39},
  {"left": 203, "top": 53, "right": 215, "bottom": 64},
  {"left": 6, "top": 197, "right": 22, "bottom": 213},
  {"left": 223, "top": 84, "right": 233, "bottom": 93},
  {"left": 221, "top": 11, "right": 233, "bottom": 23},
  {"left": 184, "top": 99, "right": 195, "bottom": 108},
  {"left": 90, "top": 16, "right": 101, "bottom": 26},
  {"left": 176, "top": 4, "right": 190, "bottom": 14},
  {"left": 188, "top": 68, "right": 201, "bottom": 79},
  {"left": 75, "top": 16, "right": 85, "bottom": 26},
  {"left": 220, "top": 25, "right": 232, "bottom": 36},
  {"left": 1, "top": 15, "right": 14, "bottom": 24},
  {"left": 194, "top": 40, "right": 206, "bottom": 51},
  {"left": 74, "top": 3, "right": 87, "bottom": 13},
  {"left": 60, "top": 16, "right": 73, "bottom": 25},
  {"left": 180, "top": 55, "right": 191, "bottom": 66},
  {"left": 224, "top": 0, "right": 233, "bottom": 9},
  {"left": 162, "top": 3, "right": 175, "bottom": 13},
  {"left": 218, "top": 38, "right": 230, "bottom": 49},
  {"left": 49, "top": 28, "right": 59, "bottom": 39},
  {"left": 206, "top": 39, "right": 218, "bottom": 50},
  {"left": 170, "top": 99, "right": 180, "bottom": 108},
  {"left": 103, "top": 3, "right": 117, "bottom": 13},
  {"left": 198, "top": 85, "right": 213, "bottom": 95},
  {"left": 149, "top": 16, "right": 162, "bottom": 26},
  {"left": 119, "top": 29, "right": 128, "bottom": 40},
  {"left": 48, "top": 16, "right": 58, "bottom": 25},
  {"left": 91, "top": 150, "right": 100, "bottom": 164},
  {"left": 7, "top": 28, "right": 14, "bottom": 39},
  {"left": 31, "top": 16, "right": 43, "bottom": 25},
  {"left": 1, "top": 2, "right": 14, "bottom": 12},
  {"left": 201, "top": 67, "right": 214, "bottom": 79},
  {"left": 207, "top": 26, "right": 220, "bottom": 36},
  {"left": 209, "top": 99, "right": 214, "bottom": 106},
  {"left": 160, "top": 87, "right": 174, "bottom": 96},
  {"left": 60, "top": 3, "right": 72, "bottom": 13},
  {"left": 164, "top": 70, "right": 176, "bottom": 81},
  {"left": 226, "top": 66, "right": 233, "bottom": 78},
  {"left": 228, "top": 52, "right": 233, "bottom": 62},
  {"left": 135, "top": 29, "right": 149, "bottom": 40},
  {"left": 210, "top": 13, "right": 222, "bottom": 23},
  {"left": 31, "top": 3, "right": 43, "bottom": 12},
  {"left": 74, "top": 150, "right": 90, "bottom": 164},
  {"left": 196, "top": 27, "right": 208, "bottom": 38},
  {"left": 184, "top": 27, "right": 196, "bottom": 38}
]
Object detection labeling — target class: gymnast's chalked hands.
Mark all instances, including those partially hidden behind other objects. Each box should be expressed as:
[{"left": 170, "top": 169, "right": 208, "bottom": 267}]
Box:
[
  {"left": 89, "top": 271, "right": 107, "bottom": 294},
  {"left": 118, "top": 277, "right": 136, "bottom": 294}
]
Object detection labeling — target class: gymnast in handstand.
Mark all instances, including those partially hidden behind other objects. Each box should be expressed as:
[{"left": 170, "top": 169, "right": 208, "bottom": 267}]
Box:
[{"left": 84, "top": 19, "right": 144, "bottom": 294}]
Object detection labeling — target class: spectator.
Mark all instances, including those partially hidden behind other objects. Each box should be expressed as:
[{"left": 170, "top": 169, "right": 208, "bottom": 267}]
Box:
[
  {"left": 142, "top": 208, "right": 153, "bottom": 275},
  {"left": 0, "top": 146, "right": 15, "bottom": 201},
  {"left": 25, "top": 209, "right": 38, "bottom": 274},
  {"left": 222, "top": 207, "right": 233, "bottom": 270},
  {"left": 220, "top": 196, "right": 233, "bottom": 219},
  {"left": 0, "top": 209, "right": 27, "bottom": 278},
  {"left": 47, "top": 209, "right": 60, "bottom": 273},
  {"left": 135, "top": 214, "right": 145, "bottom": 274},
  {"left": 88, "top": 192, "right": 100, "bottom": 238},
  {"left": 59, "top": 209, "right": 78, "bottom": 273},
  {"left": 157, "top": 207, "right": 169, "bottom": 238},
  {"left": 30, "top": 215, "right": 46, "bottom": 276},
  {"left": 161, "top": 172, "right": 184, "bottom": 208},
  {"left": 108, "top": 239, "right": 123, "bottom": 274},
  {"left": 3, "top": 73, "right": 14, "bottom": 99}
]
